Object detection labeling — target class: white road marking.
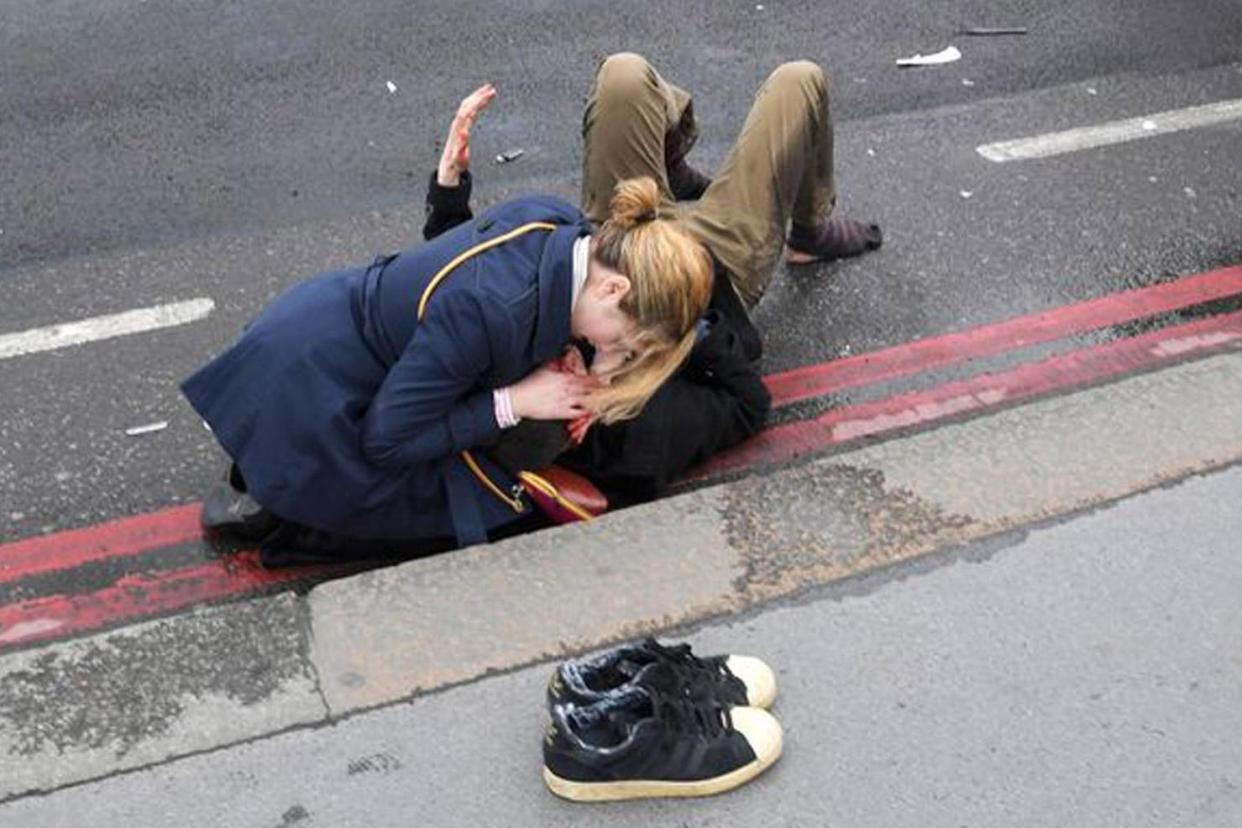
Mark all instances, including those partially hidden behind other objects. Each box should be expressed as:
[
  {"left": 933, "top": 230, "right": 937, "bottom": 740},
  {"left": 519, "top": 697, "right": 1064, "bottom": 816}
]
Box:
[
  {"left": 0, "top": 298, "right": 215, "bottom": 360},
  {"left": 0, "top": 617, "right": 63, "bottom": 644},
  {"left": 977, "top": 98, "right": 1242, "bottom": 162}
]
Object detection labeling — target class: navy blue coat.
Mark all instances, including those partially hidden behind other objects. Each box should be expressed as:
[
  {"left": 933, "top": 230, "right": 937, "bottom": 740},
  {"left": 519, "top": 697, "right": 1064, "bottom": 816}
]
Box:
[{"left": 182, "top": 195, "right": 590, "bottom": 545}]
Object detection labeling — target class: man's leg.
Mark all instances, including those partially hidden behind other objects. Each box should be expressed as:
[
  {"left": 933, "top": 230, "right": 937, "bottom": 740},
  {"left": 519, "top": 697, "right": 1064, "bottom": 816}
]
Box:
[
  {"left": 580, "top": 52, "right": 695, "bottom": 223},
  {"left": 683, "top": 61, "right": 880, "bottom": 308}
]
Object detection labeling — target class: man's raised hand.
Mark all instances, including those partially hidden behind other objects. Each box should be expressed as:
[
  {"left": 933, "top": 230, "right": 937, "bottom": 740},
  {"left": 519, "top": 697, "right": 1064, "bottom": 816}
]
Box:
[{"left": 436, "top": 83, "right": 497, "bottom": 187}]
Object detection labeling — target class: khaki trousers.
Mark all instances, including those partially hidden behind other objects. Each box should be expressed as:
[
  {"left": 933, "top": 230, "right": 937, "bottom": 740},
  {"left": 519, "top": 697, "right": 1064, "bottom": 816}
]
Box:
[{"left": 581, "top": 53, "right": 837, "bottom": 308}]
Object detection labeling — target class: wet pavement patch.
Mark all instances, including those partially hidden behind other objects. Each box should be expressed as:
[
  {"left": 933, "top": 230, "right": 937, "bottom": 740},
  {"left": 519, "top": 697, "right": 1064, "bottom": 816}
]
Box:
[{"left": 724, "top": 462, "right": 977, "bottom": 599}]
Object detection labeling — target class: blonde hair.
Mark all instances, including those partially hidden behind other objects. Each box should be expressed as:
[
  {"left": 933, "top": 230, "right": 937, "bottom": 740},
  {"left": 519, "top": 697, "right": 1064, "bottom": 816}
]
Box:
[{"left": 587, "top": 177, "right": 713, "bottom": 423}]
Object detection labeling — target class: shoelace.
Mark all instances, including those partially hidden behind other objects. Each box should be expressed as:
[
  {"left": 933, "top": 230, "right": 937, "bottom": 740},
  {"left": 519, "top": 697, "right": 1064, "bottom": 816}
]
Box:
[
  {"left": 643, "top": 639, "right": 743, "bottom": 694},
  {"left": 658, "top": 693, "right": 732, "bottom": 739},
  {"left": 565, "top": 685, "right": 734, "bottom": 743},
  {"left": 645, "top": 639, "right": 722, "bottom": 674}
]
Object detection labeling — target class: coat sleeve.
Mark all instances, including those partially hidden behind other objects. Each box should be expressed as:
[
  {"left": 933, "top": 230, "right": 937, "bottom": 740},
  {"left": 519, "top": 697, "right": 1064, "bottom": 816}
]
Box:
[
  {"left": 639, "top": 317, "right": 771, "bottom": 481},
  {"left": 561, "top": 313, "right": 770, "bottom": 503},
  {"left": 422, "top": 170, "right": 474, "bottom": 241},
  {"left": 359, "top": 289, "right": 501, "bottom": 470}
]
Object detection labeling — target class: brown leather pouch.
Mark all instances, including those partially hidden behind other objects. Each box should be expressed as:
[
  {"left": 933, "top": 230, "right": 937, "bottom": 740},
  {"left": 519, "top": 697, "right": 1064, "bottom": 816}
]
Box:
[{"left": 517, "top": 465, "right": 608, "bottom": 524}]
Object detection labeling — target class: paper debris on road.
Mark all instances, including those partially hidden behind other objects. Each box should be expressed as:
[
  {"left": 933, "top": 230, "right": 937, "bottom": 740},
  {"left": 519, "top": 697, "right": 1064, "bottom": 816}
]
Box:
[
  {"left": 385, "top": 81, "right": 397, "bottom": 93},
  {"left": 895, "top": 46, "right": 961, "bottom": 67},
  {"left": 494, "top": 149, "right": 525, "bottom": 164},
  {"left": 125, "top": 421, "right": 168, "bottom": 436}
]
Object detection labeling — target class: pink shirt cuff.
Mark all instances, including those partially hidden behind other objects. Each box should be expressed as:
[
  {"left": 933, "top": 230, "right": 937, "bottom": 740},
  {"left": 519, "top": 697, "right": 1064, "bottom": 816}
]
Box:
[{"left": 492, "top": 387, "right": 520, "bottom": 429}]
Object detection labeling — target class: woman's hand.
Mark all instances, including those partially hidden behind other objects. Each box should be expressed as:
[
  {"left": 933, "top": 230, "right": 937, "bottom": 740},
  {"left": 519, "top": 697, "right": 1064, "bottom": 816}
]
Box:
[
  {"left": 557, "top": 345, "right": 596, "bottom": 443},
  {"left": 437, "top": 83, "right": 496, "bottom": 187},
  {"left": 559, "top": 343, "right": 589, "bottom": 377},
  {"left": 509, "top": 360, "right": 599, "bottom": 421}
]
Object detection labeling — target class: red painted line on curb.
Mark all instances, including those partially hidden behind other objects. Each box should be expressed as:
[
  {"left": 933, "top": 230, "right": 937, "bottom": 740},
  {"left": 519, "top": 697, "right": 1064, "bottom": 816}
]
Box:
[
  {"left": 13, "top": 308, "right": 1229, "bottom": 652},
  {"left": 0, "top": 551, "right": 355, "bottom": 650},
  {"left": 692, "top": 309, "right": 1242, "bottom": 479},
  {"left": 764, "top": 264, "right": 1242, "bottom": 408},
  {"left": 0, "top": 504, "right": 202, "bottom": 585},
  {"left": 2, "top": 266, "right": 1240, "bottom": 647}
]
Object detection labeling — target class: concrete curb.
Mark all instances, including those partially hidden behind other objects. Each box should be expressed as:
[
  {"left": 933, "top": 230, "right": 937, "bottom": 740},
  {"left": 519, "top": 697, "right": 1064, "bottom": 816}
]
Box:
[
  {"left": 3, "top": 347, "right": 1241, "bottom": 801},
  {"left": 308, "top": 349, "right": 1242, "bottom": 715}
]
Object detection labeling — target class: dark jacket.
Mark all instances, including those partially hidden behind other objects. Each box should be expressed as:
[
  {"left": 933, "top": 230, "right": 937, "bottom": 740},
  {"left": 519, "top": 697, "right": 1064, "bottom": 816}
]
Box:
[
  {"left": 422, "top": 172, "right": 770, "bottom": 505},
  {"left": 182, "top": 190, "right": 591, "bottom": 545},
  {"left": 561, "top": 301, "right": 769, "bottom": 504}
]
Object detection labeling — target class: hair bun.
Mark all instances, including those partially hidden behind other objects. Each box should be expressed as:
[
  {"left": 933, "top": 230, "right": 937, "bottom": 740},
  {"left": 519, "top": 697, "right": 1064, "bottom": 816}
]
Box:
[{"left": 606, "top": 177, "right": 661, "bottom": 229}]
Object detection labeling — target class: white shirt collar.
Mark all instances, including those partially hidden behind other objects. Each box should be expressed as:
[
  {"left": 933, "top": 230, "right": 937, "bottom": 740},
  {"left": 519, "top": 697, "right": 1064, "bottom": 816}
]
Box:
[{"left": 571, "top": 236, "right": 591, "bottom": 308}]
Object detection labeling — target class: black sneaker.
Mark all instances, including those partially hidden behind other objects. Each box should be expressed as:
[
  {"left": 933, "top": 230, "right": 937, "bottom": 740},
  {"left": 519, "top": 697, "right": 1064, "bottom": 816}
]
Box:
[
  {"left": 547, "top": 638, "right": 777, "bottom": 711},
  {"left": 542, "top": 683, "right": 782, "bottom": 801}
]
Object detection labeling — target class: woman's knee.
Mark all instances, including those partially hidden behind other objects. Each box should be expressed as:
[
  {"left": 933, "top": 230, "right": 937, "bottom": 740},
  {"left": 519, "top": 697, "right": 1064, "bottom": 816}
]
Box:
[
  {"left": 594, "top": 52, "right": 658, "bottom": 98},
  {"left": 768, "top": 60, "right": 829, "bottom": 98}
]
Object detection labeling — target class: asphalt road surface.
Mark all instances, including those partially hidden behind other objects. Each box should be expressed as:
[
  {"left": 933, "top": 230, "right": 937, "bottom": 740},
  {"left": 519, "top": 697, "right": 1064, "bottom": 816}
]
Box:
[{"left": 2, "top": 4, "right": 1241, "bottom": 550}]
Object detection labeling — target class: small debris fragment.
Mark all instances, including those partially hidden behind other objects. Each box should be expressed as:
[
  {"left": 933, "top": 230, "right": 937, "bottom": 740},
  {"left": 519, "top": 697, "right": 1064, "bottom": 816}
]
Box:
[
  {"left": 125, "top": 421, "right": 168, "bottom": 436},
  {"left": 347, "top": 753, "right": 404, "bottom": 776},
  {"left": 494, "top": 149, "right": 525, "bottom": 164},
  {"left": 1086, "top": 87, "right": 1098, "bottom": 95},
  {"left": 1148, "top": 176, "right": 1158, "bottom": 183},
  {"left": 896, "top": 46, "right": 962, "bottom": 67},
  {"left": 755, "top": 3, "right": 764, "bottom": 9},
  {"left": 960, "top": 26, "right": 1028, "bottom": 36},
  {"left": 866, "top": 148, "right": 877, "bottom": 156},
  {"left": 385, "top": 81, "right": 397, "bottom": 94},
  {"left": 1184, "top": 186, "right": 1197, "bottom": 198},
  {"left": 202, "top": 419, "right": 214, "bottom": 433},
  {"left": 959, "top": 190, "right": 974, "bottom": 199},
  {"left": 1141, "top": 119, "right": 1158, "bottom": 131},
  {"left": 961, "top": 78, "right": 975, "bottom": 86}
]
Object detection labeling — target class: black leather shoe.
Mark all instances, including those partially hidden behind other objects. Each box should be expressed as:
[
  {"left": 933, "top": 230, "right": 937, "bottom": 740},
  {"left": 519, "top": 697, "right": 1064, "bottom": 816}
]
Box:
[{"left": 200, "top": 467, "right": 278, "bottom": 540}]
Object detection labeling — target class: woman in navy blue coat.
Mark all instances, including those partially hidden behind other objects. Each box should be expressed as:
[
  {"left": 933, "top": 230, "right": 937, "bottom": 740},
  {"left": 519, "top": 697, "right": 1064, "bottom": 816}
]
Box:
[{"left": 184, "top": 85, "right": 713, "bottom": 555}]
